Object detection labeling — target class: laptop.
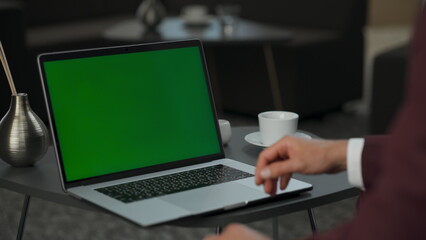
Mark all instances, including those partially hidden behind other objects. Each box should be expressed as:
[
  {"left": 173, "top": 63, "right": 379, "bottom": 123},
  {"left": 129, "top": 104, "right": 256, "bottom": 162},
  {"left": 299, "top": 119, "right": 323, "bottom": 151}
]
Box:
[{"left": 38, "top": 39, "right": 312, "bottom": 227}]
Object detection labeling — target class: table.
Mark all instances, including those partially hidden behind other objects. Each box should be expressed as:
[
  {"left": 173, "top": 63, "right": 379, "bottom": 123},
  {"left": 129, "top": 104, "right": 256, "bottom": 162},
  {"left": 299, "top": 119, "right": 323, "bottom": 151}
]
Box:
[
  {"left": 0, "top": 126, "right": 360, "bottom": 239},
  {"left": 103, "top": 17, "right": 293, "bottom": 112},
  {"left": 103, "top": 16, "right": 292, "bottom": 45}
]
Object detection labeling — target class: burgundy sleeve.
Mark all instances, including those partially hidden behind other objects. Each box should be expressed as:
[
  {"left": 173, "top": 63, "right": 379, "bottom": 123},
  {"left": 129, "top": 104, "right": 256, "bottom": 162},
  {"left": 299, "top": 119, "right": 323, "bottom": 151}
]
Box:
[
  {"left": 303, "top": 7, "right": 426, "bottom": 240},
  {"left": 361, "top": 135, "right": 388, "bottom": 189}
]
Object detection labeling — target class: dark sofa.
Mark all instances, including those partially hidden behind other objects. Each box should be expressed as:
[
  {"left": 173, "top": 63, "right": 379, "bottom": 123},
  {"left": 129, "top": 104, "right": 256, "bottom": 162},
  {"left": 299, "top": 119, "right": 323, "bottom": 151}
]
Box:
[
  {"left": 0, "top": 0, "right": 367, "bottom": 122},
  {"left": 370, "top": 44, "right": 408, "bottom": 134},
  {"left": 0, "top": 1, "right": 30, "bottom": 119}
]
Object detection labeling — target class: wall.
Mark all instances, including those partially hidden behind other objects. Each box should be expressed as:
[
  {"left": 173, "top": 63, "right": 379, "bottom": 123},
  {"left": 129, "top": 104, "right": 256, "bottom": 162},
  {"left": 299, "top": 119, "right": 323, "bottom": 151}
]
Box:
[{"left": 368, "top": 0, "right": 422, "bottom": 26}]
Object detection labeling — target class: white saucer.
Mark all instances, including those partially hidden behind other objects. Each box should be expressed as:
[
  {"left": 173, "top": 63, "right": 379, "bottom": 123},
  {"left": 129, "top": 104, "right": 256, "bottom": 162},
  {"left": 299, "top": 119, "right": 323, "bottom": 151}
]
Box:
[{"left": 244, "top": 131, "right": 312, "bottom": 147}]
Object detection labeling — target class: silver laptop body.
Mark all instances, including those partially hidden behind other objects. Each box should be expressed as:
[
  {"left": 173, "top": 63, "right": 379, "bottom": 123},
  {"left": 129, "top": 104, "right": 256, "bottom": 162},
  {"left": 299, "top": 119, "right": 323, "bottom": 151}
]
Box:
[{"left": 38, "top": 40, "right": 312, "bottom": 227}]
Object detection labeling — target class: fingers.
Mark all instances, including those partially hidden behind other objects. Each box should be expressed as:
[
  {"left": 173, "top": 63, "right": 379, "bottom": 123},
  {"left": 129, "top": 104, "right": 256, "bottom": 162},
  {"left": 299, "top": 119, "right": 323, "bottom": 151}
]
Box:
[
  {"left": 265, "top": 160, "right": 300, "bottom": 179},
  {"left": 256, "top": 160, "right": 300, "bottom": 191},
  {"left": 280, "top": 174, "right": 292, "bottom": 190},
  {"left": 255, "top": 137, "right": 349, "bottom": 195},
  {"left": 255, "top": 141, "right": 290, "bottom": 185},
  {"left": 263, "top": 179, "right": 277, "bottom": 195},
  {"left": 254, "top": 137, "right": 300, "bottom": 194},
  {"left": 261, "top": 174, "right": 292, "bottom": 195}
]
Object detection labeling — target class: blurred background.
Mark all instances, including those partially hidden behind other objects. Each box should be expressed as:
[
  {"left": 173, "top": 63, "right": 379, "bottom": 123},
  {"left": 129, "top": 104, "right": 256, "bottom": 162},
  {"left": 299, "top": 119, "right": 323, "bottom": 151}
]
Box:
[{"left": 0, "top": 0, "right": 423, "bottom": 239}]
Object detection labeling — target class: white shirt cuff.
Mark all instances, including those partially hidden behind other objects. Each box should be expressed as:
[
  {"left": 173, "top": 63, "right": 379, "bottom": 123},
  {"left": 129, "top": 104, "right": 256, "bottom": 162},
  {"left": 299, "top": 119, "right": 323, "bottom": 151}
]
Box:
[{"left": 347, "top": 138, "right": 365, "bottom": 190}]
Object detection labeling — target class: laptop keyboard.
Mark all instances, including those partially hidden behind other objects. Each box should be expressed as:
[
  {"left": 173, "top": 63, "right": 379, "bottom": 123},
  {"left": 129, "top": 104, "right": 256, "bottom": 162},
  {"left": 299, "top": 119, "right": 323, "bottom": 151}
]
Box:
[{"left": 95, "top": 165, "right": 253, "bottom": 203}]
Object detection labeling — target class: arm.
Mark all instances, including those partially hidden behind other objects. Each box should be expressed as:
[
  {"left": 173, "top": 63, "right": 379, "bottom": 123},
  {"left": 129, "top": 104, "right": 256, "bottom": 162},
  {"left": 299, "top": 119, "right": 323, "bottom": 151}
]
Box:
[
  {"left": 205, "top": 135, "right": 401, "bottom": 240},
  {"left": 347, "top": 136, "right": 388, "bottom": 190},
  {"left": 206, "top": 7, "right": 426, "bottom": 240},
  {"left": 204, "top": 133, "right": 409, "bottom": 240},
  {"left": 313, "top": 8, "right": 426, "bottom": 239},
  {"left": 360, "top": 135, "right": 388, "bottom": 189},
  {"left": 255, "top": 135, "right": 389, "bottom": 194}
]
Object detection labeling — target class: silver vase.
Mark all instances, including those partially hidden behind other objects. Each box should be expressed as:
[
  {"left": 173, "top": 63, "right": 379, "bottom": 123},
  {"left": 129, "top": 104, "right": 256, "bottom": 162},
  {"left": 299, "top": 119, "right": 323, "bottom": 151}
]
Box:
[
  {"left": 0, "top": 93, "right": 49, "bottom": 167},
  {"left": 136, "top": 0, "right": 166, "bottom": 31}
]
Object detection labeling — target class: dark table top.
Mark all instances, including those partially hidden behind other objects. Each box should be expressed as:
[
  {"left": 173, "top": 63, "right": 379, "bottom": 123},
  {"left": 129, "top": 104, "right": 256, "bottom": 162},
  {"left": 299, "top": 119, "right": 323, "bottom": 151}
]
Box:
[
  {"left": 0, "top": 126, "right": 360, "bottom": 227},
  {"left": 102, "top": 16, "right": 292, "bottom": 45}
]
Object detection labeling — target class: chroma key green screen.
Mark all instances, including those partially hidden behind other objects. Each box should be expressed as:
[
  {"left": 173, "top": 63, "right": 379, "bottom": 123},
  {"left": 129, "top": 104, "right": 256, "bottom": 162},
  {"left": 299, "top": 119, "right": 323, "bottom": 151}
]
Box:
[{"left": 43, "top": 46, "right": 221, "bottom": 182}]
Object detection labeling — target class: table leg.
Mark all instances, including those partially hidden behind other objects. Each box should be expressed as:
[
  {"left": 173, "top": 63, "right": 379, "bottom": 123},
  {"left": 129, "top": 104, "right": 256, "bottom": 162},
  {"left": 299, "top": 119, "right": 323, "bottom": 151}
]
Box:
[
  {"left": 272, "top": 217, "right": 279, "bottom": 240},
  {"left": 263, "top": 44, "right": 283, "bottom": 110},
  {"left": 307, "top": 208, "right": 318, "bottom": 233},
  {"left": 16, "top": 195, "right": 31, "bottom": 240}
]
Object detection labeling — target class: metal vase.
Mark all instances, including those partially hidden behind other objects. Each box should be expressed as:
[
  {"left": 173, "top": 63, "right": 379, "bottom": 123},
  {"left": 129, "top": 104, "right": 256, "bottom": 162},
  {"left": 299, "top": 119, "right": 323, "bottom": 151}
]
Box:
[
  {"left": 0, "top": 93, "right": 49, "bottom": 167},
  {"left": 136, "top": 0, "right": 166, "bottom": 31}
]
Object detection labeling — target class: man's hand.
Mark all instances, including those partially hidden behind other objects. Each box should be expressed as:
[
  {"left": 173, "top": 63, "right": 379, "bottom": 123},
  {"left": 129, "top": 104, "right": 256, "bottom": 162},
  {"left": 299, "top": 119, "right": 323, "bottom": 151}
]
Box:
[
  {"left": 203, "top": 137, "right": 349, "bottom": 240},
  {"left": 203, "top": 223, "right": 271, "bottom": 240},
  {"left": 255, "top": 136, "right": 348, "bottom": 195}
]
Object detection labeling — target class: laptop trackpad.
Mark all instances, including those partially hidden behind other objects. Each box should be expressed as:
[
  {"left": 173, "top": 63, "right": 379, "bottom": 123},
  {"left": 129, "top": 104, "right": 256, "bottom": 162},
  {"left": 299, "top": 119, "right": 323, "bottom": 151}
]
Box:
[{"left": 160, "top": 182, "right": 268, "bottom": 213}]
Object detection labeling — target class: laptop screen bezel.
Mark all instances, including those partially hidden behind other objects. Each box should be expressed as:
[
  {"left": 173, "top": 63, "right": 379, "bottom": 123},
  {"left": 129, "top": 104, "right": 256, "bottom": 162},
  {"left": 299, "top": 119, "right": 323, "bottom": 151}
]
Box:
[{"left": 38, "top": 40, "right": 225, "bottom": 189}]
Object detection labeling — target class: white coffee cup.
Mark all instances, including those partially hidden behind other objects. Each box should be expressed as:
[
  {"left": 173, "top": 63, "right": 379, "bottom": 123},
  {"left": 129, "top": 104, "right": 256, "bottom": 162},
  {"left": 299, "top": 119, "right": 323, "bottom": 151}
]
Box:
[
  {"left": 218, "top": 119, "right": 232, "bottom": 145},
  {"left": 258, "top": 111, "right": 299, "bottom": 146},
  {"left": 181, "top": 5, "right": 208, "bottom": 20}
]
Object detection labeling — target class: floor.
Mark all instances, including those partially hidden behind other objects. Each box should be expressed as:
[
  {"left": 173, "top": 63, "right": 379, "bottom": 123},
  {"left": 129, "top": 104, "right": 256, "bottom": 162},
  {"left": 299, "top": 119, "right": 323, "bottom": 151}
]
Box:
[{"left": 0, "top": 25, "right": 413, "bottom": 239}]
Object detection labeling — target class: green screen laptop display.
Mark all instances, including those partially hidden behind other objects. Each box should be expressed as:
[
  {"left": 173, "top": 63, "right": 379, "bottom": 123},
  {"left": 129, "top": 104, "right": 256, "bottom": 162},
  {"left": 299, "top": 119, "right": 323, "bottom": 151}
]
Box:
[{"left": 43, "top": 45, "right": 221, "bottom": 182}]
